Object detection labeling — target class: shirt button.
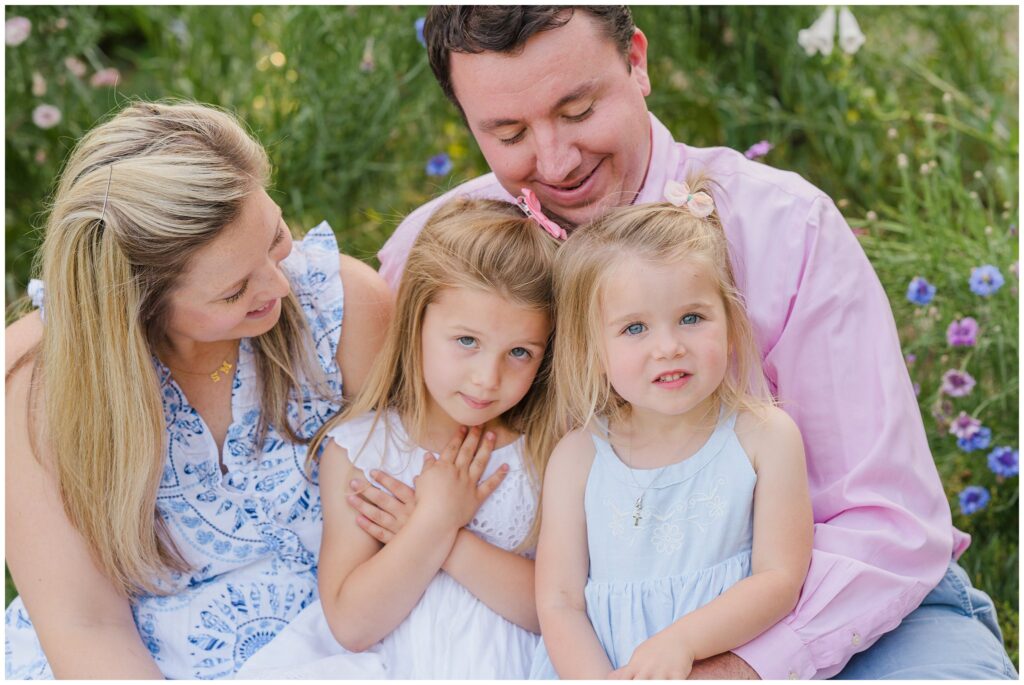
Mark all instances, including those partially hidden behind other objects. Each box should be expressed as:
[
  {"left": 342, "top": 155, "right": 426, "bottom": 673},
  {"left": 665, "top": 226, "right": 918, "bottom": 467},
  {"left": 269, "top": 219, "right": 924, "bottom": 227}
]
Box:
[
  {"left": 852, "top": 632, "right": 861, "bottom": 645},
  {"left": 788, "top": 671, "right": 798, "bottom": 679}
]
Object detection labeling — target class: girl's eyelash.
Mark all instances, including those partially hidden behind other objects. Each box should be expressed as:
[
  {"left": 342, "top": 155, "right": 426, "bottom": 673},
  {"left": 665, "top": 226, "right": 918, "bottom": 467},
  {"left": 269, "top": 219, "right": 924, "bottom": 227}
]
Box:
[{"left": 225, "top": 281, "right": 248, "bottom": 304}]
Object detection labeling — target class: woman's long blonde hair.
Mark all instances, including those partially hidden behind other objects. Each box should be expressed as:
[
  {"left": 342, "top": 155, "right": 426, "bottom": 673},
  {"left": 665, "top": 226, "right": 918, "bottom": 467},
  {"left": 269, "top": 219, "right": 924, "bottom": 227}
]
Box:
[
  {"left": 13, "top": 101, "right": 325, "bottom": 597},
  {"left": 308, "top": 197, "right": 561, "bottom": 547},
  {"left": 552, "top": 175, "right": 772, "bottom": 435}
]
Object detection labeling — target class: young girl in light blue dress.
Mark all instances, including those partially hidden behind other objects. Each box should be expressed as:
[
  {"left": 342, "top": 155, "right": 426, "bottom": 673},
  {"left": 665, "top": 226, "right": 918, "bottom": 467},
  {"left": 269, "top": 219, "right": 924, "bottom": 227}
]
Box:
[
  {"left": 532, "top": 177, "right": 814, "bottom": 679},
  {"left": 237, "top": 196, "right": 562, "bottom": 678}
]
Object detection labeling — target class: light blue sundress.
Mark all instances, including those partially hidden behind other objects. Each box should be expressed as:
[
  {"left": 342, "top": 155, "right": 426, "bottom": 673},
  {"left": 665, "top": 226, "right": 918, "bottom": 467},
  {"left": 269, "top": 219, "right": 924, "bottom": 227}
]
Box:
[
  {"left": 5, "top": 223, "right": 346, "bottom": 679},
  {"left": 531, "top": 411, "right": 756, "bottom": 677}
]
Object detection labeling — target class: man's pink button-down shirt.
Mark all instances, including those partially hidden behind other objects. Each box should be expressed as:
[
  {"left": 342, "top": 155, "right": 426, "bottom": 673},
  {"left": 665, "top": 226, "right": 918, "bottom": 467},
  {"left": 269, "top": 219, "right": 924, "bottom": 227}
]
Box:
[{"left": 378, "top": 114, "right": 968, "bottom": 679}]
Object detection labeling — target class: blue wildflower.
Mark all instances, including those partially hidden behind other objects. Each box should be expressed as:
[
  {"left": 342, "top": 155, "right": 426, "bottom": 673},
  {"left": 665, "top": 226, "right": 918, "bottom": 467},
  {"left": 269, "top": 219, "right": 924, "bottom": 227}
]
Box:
[
  {"left": 987, "top": 446, "right": 1019, "bottom": 477},
  {"left": 906, "top": 276, "right": 936, "bottom": 305},
  {"left": 415, "top": 17, "right": 426, "bottom": 47},
  {"left": 957, "top": 426, "right": 992, "bottom": 453},
  {"left": 425, "top": 153, "right": 452, "bottom": 176},
  {"left": 969, "top": 265, "right": 1004, "bottom": 297},
  {"left": 958, "top": 485, "right": 990, "bottom": 515}
]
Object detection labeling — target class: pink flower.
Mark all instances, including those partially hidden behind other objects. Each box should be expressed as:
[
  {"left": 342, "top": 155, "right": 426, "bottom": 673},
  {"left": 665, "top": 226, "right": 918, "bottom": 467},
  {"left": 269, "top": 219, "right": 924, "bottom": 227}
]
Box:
[
  {"left": 945, "top": 317, "right": 979, "bottom": 347},
  {"left": 940, "top": 369, "right": 976, "bottom": 398},
  {"left": 64, "top": 56, "right": 87, "bottom": 78},
  {"left": 31, "top": 71, "right": 46, "bottom": 97},
  {"left": 55, "top": 17, "right": 68, "bottom": 30},
  {"left": 34, "top": 148, "right": 47, "bottom": 165},
  {"left": 743, "top": 140, "right": 773, "bottom": 160},
  {"left": 5, "top": 16, "right": 31, "bottom": 46},
  {"left": 90, "top": 67, "right": 121, "bottom": 87},
  {"left": 949, "top": 412, "right": 981, "bottom": 440},
  {"left": 31, "top": 104, "right": 61, "bottom": 130}
]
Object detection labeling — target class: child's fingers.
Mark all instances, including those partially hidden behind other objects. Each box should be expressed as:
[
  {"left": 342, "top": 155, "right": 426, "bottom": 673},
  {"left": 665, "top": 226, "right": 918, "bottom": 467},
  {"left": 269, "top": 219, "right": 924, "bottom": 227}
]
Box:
[
  {"left": 475, "top": 463, "right": 509, "bottom": 501},
  {"left": 355, "top": 514, "right": 393, "bottom": 544},
  {"left": 467, "top": 431, "right": 496, "bottom": 481},
  {"left": 369, "top": 469, "right": 416, "bottom": 505},
  {"left": 454, "top": 425, "right": 481, "bottom": 469},
  {"left": 421, "top": 452, "right": 438, "bottom": 471},
  {"left": 439, "top": 426, "right": 467, "bottom": 463}
]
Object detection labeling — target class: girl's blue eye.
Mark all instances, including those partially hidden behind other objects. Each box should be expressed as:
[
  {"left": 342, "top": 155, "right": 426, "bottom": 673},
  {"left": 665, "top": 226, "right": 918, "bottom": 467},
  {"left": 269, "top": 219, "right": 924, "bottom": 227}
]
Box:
[
  {"left": 509, "top": 347, "right": 531, "bottom": 360},
  {"left": 681, "top": 313, "right": 702, "bottom": 325},
  {"left": 456, "top": 336, "right": 477, "bottom": 348},
  {"left": 624, "top": 323, "right": 646, "bottom": 336}
]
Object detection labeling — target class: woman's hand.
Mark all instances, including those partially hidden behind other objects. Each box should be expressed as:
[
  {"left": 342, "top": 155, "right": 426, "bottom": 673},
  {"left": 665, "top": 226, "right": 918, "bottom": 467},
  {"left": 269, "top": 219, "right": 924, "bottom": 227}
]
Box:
[
  {"left": 608, "top": 629, "right": 696, "bottom": 680},
  {"left": 347, "top": 468, "right": 418, "bottom": 544},
  {"left": 412, "top": 426, "right": 509, "bottom": 533}
]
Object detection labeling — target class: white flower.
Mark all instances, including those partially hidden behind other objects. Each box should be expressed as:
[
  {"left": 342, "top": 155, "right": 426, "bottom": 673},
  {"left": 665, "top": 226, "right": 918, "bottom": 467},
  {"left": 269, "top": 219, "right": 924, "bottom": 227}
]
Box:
[
  {"left": 31, "top": 71, "right": 46, "bottom": 97},
  {"left": 897, "top": 153, "right": 908, "bottom": 169},
  {"left": 798, "top": 7, "right": 836, "bottom": 56},
  {"left": 32, "top": 104, "right": 61, "bottom": 129},
  {"left": 837, "top": 7, "right": 865, "bottom": 55},
  {"left": 5, "top": 16, "right": 31, "bottom": 46},
  {"left": 651, "top": 523, "right": 684, "bottom": 554}
]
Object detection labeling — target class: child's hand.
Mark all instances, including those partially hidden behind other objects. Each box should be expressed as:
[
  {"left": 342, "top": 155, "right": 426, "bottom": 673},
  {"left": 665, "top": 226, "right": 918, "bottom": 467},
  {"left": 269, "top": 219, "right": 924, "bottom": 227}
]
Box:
[
  {"left": 346, "top": 469, "right": 418, "bottom": 544},
  {"left": 608, "top": 629, "right": 695, "bottom": 680},
  {"left": 413, "top": 426, "right": 509, "bottom": 532}
]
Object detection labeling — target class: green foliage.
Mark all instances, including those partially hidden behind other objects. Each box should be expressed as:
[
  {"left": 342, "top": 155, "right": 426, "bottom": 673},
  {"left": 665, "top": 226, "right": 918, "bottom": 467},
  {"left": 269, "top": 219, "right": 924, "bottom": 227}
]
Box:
[{"left": 5, "top": 5, "right": 1018, "bottom": 667}]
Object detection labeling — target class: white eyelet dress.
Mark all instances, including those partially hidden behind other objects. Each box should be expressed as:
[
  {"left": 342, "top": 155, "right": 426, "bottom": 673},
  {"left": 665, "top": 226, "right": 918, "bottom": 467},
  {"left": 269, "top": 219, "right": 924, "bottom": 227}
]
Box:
[
  {"left": 530, "top": 411, "right": 756, "bottom": 678},
  {"left": 5, "top": 223, "right": 346, "bottom": 679},
  {"left": 235, "top": 409, "right": 541, "bottom": 679}
]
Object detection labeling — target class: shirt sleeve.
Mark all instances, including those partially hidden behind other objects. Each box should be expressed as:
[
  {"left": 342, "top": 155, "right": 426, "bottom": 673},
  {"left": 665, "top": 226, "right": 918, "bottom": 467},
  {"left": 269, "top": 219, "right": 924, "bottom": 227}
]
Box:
[{"left": 732, "top": 196, "right": 954, "bottom": 679}]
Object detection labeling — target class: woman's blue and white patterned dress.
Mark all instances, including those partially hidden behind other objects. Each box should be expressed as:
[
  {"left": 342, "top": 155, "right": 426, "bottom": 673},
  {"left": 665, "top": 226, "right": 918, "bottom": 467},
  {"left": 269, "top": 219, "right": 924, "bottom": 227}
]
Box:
[{"left": 5, "top": 223, "right": 346, "bottom": 679}]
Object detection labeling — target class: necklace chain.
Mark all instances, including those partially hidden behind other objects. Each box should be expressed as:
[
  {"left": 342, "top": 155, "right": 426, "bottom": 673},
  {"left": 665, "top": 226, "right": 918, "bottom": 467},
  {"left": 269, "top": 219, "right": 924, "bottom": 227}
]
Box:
[{"left": 617, "top": 404, "right": 719, "bottom": 527}]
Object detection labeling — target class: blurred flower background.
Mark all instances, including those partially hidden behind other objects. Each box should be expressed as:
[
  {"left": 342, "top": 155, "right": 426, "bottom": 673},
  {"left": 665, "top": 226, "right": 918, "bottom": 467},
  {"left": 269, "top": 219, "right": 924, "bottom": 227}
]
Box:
[{"left": 5, "top": 5, "right": 1018, "bottom": 665}]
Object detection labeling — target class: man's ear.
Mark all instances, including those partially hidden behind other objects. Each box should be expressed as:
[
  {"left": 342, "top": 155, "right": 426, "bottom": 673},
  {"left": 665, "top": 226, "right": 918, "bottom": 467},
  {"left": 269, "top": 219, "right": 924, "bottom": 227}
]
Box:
[{"left": 628, "top": 28, "right": 651, "bottom": 97}]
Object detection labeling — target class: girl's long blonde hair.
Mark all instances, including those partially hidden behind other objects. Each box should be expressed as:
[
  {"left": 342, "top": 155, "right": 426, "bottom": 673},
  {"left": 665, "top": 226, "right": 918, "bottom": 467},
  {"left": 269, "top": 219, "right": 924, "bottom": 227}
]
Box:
[
  {"left": 13, "top": 101, "right": 325, "bottom": 597},
  {"left": 552, "top": 175, "right": 772, "bottom": 435},
  {"left": 308, "top": 197, "right": 561, "bottom": 547}
]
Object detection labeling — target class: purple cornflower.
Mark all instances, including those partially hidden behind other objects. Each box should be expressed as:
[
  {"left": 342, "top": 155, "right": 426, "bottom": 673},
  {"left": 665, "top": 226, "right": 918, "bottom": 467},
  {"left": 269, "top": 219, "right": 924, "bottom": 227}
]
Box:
[
  {"left": 906, "top": 276, "right": 936, "bottom": 305},
  {"left": 969, "top": 265, "right": 1004, "bottom": 297},
  {"left": 957, "top": 426, "right": 992, "bottom": 453},
  {"left": 958, "top": 485, "right": 990, "bottom": 515},
  {"left": 987, "top": 446, "right": 1019, "bottom": 477},
  {"left": 425, "top": 153, "right": 452, "bottom": 176},
  {"left": 415, "top": 17, "right": 426, "bottom": 46},
  {"left": 945, "top": 317, "right": 979, "bottom": 347},
  {"left": 905, "top": 353, "right": 917, "bottom": 364},
  {"left": 940, "top": 369, "right": 976, "bottom": 397},
  {"left": 744, "top": 140, "right": 773, "bottom": 160},
  {"left": 949, "top": 412, "right": 981, "bottom": 440}
]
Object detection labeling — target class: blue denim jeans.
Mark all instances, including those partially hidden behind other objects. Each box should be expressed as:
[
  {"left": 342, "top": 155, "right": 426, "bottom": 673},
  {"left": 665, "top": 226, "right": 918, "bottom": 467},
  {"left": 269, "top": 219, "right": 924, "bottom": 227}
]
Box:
[{"left": 834, "top": 560, "right": 1017, "bottom": 679}]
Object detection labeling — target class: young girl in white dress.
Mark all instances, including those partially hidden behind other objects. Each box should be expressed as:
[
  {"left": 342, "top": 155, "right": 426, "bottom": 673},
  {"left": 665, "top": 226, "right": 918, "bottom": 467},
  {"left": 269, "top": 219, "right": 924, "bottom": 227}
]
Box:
[
  {"left": 237, "top": 196, "right": 562, "bottom": 678},
  {"left": 532, "top": 177, "right": 814, "bottom": 679}
]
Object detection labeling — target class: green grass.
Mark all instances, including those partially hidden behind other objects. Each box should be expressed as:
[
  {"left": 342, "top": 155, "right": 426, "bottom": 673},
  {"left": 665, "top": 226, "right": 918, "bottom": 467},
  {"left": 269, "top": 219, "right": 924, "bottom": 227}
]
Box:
[{"left": 5, "top": 5, "right": 1018, "bottom": 668}]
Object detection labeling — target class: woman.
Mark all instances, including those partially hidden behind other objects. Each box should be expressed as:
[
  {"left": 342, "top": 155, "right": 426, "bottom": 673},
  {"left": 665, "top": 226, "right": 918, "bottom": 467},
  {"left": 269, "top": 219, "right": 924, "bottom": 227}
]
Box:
[{"left": 4, "top": 101, "right": 392, "bottom": 678}]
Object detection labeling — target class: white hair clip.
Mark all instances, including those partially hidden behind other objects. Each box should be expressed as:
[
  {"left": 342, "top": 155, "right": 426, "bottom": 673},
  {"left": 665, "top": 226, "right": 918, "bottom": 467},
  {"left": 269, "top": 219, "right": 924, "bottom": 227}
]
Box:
[{"left": 663, "top": 180, "right": 714, "bottom": 218}]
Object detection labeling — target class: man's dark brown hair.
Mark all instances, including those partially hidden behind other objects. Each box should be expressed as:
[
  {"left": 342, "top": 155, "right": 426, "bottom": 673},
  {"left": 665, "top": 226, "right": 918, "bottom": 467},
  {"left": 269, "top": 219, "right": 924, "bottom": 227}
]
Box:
[{"left": 425, "top": 6, "right": 635, "bottom": 112}]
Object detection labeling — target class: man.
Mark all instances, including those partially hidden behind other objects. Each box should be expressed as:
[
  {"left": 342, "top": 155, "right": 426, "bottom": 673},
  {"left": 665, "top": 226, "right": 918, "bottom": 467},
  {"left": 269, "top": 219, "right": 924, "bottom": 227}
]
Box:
[{"left": 378, "top": 7, "right": 1015, "bottom": 679}]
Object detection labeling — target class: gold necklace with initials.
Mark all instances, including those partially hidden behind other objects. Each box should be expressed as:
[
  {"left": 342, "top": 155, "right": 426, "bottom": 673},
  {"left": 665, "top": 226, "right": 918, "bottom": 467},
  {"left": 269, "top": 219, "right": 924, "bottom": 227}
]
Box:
[{"left": 164, "top": 351, "right": 237, "bottom": 383}]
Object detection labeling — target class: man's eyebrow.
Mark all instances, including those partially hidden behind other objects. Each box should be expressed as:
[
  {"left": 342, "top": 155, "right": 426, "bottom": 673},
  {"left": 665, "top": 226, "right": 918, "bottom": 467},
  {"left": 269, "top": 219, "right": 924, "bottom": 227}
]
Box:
[{"left": 477, "top": 80, "right": 599, "bottom": 132}]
